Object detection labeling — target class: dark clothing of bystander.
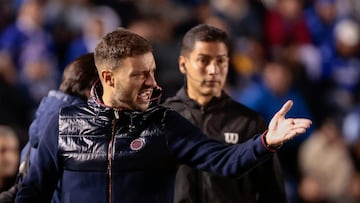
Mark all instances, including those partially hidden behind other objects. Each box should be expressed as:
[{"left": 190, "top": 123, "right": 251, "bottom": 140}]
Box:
[{"left": 163, "top": 87, "right": 286, "bottom": 203}]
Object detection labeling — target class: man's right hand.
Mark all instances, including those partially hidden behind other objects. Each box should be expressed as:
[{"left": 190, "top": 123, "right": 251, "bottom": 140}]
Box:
[{"left": 264, "top": 100, "right": 312, "bottom": 147}]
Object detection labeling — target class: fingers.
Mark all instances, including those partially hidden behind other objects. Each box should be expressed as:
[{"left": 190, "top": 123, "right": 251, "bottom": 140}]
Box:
[
  {"left": 292, "top": 118, "right": 312, "bottom": 128},
  {"left": 267, "top": 117, "right": 312, "bottom": 145},
  {"left": 283, "top": 127, "right": 307, "bottom": 141},
  {"left": 278, "top": 100, "right": 293, "bottom": 117},
  {"left": 272, "top": 100, "right": 293, "bottom": 121},
  {"left": 268, "top": 100, "right": 294, "bottom": 130},
  {"left": 293, "top": 118, "right": 312, "bottom": 124},
  {"left": 266, "top": 101, "right": 312, "bottom": 147},
  {"left": 283, "top": 118, "right": 312, "bottom": 141}
]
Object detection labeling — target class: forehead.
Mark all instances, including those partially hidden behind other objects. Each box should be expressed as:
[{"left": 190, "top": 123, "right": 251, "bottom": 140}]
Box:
[
  {"left": 120, "top": 52, "right": 155, "bottom": 71},
  {"left": 0, "top": 135, "right": 18, "bottom": 146},
  {"left": 191, "top": 41, "right": 228, "bottom": 56}
]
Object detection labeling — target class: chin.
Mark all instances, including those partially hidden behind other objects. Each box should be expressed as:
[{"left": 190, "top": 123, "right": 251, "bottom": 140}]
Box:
[{"left": 203, "top": 89, "right": 220, "bottom": 96}]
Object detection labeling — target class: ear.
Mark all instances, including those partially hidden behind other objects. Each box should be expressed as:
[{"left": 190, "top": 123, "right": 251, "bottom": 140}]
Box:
[
  {"left": 178, "top": 56, "right": 186, "bottom": 74},
  {"left": 101, "top": 70, "right": 114, "bottom": 87}
]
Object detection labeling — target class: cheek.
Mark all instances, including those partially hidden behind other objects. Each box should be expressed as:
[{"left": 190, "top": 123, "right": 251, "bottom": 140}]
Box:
[
  {"left": 220, "top": 68, "right": 228, "bottom": 80},
  {"left": 125, "top": 82, "right": 143, "bottom": 98},
  {"left": 222, "top": 68, "right": 229, "bottom": 76}
]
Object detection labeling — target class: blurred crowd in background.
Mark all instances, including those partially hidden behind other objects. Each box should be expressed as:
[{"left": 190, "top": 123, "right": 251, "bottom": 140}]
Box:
[{"left": 1, "top": 0, "right": 360, "bottom": 202}]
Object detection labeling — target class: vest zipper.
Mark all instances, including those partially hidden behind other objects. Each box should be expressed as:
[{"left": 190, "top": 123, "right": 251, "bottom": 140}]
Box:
[{"left": 108, "top": 110, "right": 119, "bottom": 203}]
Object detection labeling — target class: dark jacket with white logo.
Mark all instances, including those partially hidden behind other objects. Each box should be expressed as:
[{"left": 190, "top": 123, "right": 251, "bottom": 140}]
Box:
[
  {"left": 16, "top": 82, "right": 275, "bottom": 203},
  {"left": 163, "top": 87, "right": 287, "bottom": 203}
]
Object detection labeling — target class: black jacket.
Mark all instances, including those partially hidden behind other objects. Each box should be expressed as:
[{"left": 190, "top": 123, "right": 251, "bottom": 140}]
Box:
[
  {"left": 16, "top": 82, "right": 275, "bottom": 203},
  {"left": 163, "top": 87, "right": 287, "bottom": 203}
]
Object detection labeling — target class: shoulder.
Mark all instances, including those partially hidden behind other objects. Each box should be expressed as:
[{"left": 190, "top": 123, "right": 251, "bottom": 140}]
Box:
[
  {"left": 161, "top": 107, "right": 195, "bottom": 128},
  {"left": 162, "top": 96, "right": 186, "bottom": 112},
  {"left": 59, "top": 103, "right": 92, "bottom": 117}
]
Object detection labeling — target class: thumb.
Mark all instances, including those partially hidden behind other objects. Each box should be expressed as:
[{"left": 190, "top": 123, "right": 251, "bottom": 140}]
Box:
[
  {"left": 269, "top": 100, "right": 293, "bottom": 128},
  {"left": 276, "top": 100, "right": 293, "bottom": 118}
]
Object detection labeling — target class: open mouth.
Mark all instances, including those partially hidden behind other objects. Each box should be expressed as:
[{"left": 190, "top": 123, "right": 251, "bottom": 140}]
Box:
[{"left": 137, "top": 89, "right": 153, "bottom": 103}]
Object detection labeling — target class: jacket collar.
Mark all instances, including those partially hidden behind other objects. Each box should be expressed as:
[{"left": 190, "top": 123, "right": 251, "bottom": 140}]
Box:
[
  {"left": 175, "top": 86, "right": 230, "bottom": 109},
  {"left": 88, "top": 80, "right": 163, "bottom": 117}
]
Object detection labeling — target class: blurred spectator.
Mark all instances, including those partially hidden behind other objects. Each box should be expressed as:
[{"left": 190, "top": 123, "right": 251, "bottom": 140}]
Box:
[
  {"left": 132, "top": 0, "right": 190, "bottom": 43},
  {"left": 0, "top": 125, "right": 20, "bottom": 193},
  {"left": 299, "top": 117, "right": 360, "bottom": 203},
  {"left": 0, "top": 0, "right": 58, "bottom": 105},
  {"left": 37, "top": 0, "right": 95, "bottom": 69},
  {"left": 343, "top": 106, "right": 360, "bottom": 195},
  {"left": 335, "top": 0, "right": 360, "bottom": 22},
  {"left": 264, "top": 0, "right": 312, "bottom": 57},
  {"left": 128, "top": 1, "right": 191, "bottom": 100},
  {"left": 209, "top": 0, "right": 264, "bottom": 40},
  {"left": 57, "top": 0, "right": 95, "bottom": 34},
  {"left": 0, "top": 52, "right": 34, "bottom": 143},
  {"left": 227, "top": 36, "right": 267, "bottom": 95},
  {"left": 320, "top": 19, "right": 360, "bottom": 115},
  {"left": 304, "top": 0, "right": 341, "bottom": 47},
  {"left": 64, "top": 5, "right": 121, "bottom": 66},
  {"left": 206, "top": 0, "right": 265, "bottom": 91},
  {"left": 234, "top": 56, "right": 314, "bottom": 202},
  {"left": 301, "top": 0, "right": 338, "bottom": 84},
  {"left": 0, "top": 0, "right": 15, "bottom": 32}
]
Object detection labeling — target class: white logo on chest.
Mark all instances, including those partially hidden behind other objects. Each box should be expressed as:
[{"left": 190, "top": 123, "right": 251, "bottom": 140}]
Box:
[{"left": 224, "top": 132, "right": 239, "bottom": 144}]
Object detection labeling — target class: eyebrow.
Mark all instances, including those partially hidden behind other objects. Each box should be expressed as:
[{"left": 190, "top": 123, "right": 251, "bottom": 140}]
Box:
[{"left": 197, "top": 53, "right": 228, "bottom": 57}]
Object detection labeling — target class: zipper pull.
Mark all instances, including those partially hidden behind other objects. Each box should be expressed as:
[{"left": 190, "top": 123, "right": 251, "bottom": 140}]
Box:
[{"left": 114, "top": 109, "right": 119, "bottom": 120}]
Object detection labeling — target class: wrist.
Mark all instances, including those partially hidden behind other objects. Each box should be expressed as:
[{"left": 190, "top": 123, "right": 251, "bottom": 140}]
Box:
[{"left": 261, "top": 130, "right": 282, "bottom": 152}]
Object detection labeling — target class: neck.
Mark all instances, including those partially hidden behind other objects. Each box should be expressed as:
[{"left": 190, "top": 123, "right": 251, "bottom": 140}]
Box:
[
  {"left": 101, "top": 92, "right": 113, "bottom": 107},
  {"left": 186, "top": 91, "right": 212, "bottom": 106}
]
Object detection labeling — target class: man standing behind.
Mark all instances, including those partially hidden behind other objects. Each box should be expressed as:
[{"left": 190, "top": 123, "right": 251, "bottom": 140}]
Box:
[{"left": 163, "top": 24, "right": 287, "bottom": 203}]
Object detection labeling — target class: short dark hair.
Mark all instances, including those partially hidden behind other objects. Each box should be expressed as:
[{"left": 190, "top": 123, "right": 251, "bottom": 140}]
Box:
[
  {"left": 181, "top": 24, "right": 230, "bottom": 56},
  {"left": 59, "top": 53, "right": 98, "bottom": 100},
  {"left": 94, "top": 28, "right": 153, "bottom": 71}
]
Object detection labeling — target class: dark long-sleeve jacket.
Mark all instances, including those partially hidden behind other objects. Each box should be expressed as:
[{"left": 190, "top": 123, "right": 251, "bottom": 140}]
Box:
[
  {"left": 163, "top": 87, "right": 287, "bottom": 203},
  {"left": 24, "top": 90, "right": 86, "bottom": 203},
  {"left": 24, "top": 90, "right": 86, "bottom": 161},
  {"left": 16, "top": 82, "right": 275, "bottom": 203}
]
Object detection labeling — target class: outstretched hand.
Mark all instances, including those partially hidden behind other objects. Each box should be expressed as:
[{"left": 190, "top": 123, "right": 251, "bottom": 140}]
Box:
[{"left": 265, "top": 100, "right": 312, "bottom": 147}]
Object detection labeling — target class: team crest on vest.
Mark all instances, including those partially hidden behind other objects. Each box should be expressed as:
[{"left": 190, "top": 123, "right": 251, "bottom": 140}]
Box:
[
  {"left": 224, "top": 132, "right": 239, "bottom": 144},
  {"left": 130, "top": 138, "right": 145, "bottom": 151}
]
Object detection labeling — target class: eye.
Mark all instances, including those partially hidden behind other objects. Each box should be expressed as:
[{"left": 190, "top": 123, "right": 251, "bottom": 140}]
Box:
[
  {"left": 197, "top": 57, "right": 210, "bottom": 66},
  {"left": 217, "top": 57, "right": 228, "bottom": 67},
  {"left": 131, "top": 72, "right": 145, "bottom": 79},
  {"left": 131, "top": 69, "right": 155, "bottom": 80}
]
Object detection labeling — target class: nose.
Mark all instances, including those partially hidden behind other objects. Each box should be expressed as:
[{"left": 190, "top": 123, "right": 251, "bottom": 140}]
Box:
[
  {"left": 145, "top": 74, "right": 157, "bottom": 87},
  {"left": 207, "top": 62, "right": 218, "bottom": 74}
]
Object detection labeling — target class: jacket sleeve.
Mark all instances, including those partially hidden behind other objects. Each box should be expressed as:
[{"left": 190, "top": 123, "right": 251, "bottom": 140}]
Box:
[
  {"left": 15, "top": 115, "right": 61, "bottom": 203},
  {"left": 164, "top": 110, "right": 273, "bottom": 177}
]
